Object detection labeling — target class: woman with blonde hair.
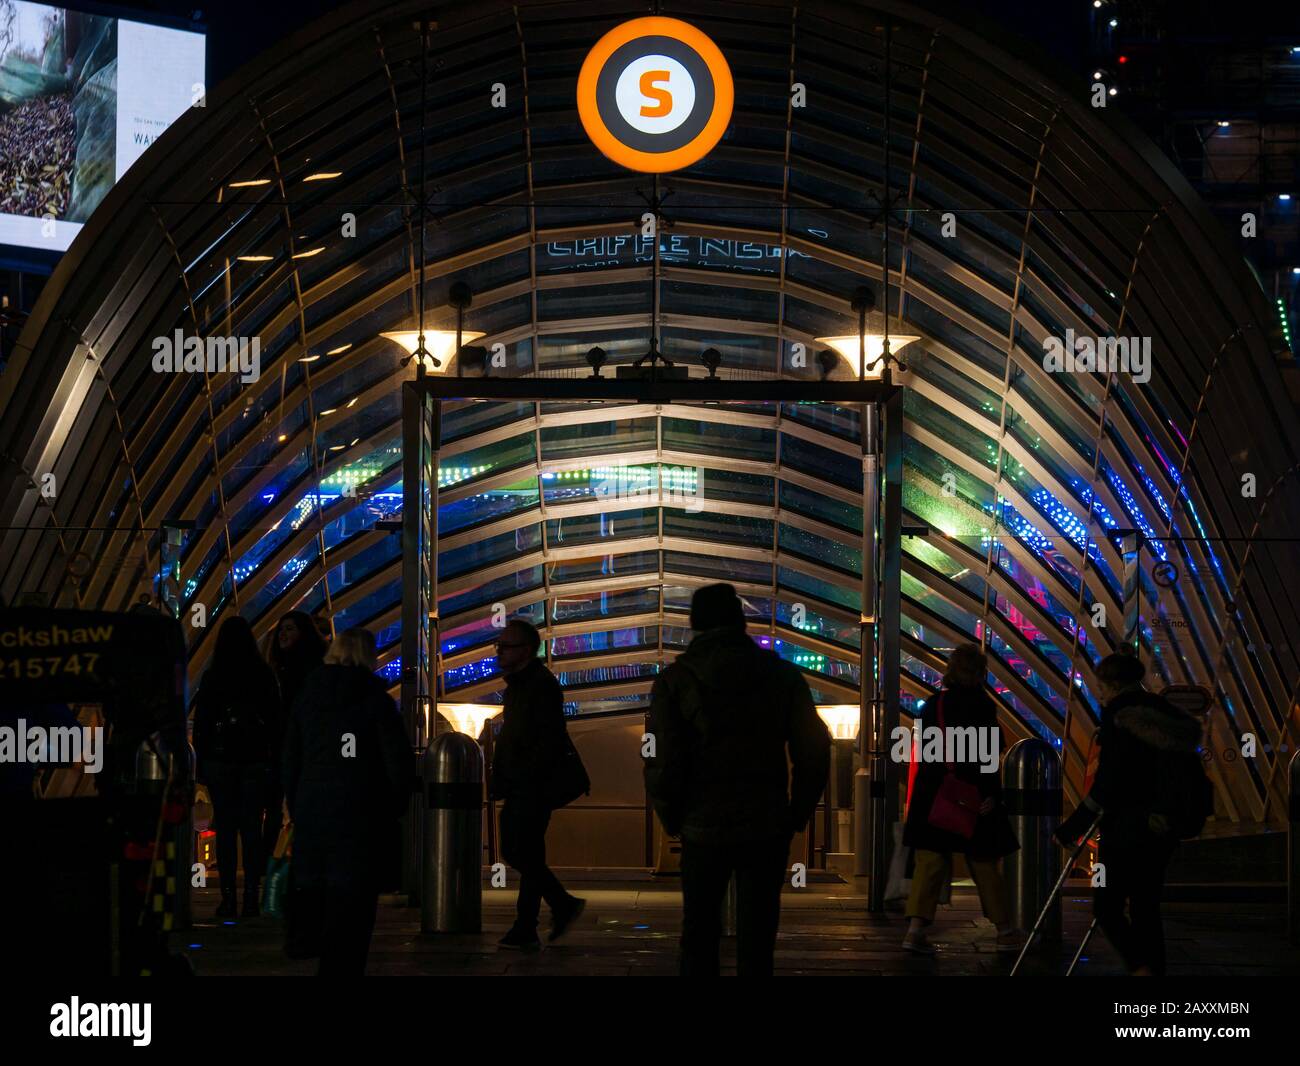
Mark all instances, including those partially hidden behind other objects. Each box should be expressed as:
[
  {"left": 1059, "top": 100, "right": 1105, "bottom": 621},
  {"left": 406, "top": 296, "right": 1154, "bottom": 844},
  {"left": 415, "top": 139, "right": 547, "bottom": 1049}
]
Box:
[
  {"left": 900, "top": 642, "right": 1024, "bottom": 955},
  {"left": 282, "top": 627, "right": 411, "bottom": 975}
]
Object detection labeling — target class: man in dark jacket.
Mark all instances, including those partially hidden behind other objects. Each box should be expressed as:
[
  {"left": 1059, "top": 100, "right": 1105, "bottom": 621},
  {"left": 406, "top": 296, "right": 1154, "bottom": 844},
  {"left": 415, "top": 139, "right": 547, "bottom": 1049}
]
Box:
[
  {"left": 1056, "top": 650, "right": 1206, "bottom": 976},
  {"left": 645, "top": 583, "right": 831, "bottom": 976},
  {"left": 490, "top": 620, "right": 585, "bottom": 950}
]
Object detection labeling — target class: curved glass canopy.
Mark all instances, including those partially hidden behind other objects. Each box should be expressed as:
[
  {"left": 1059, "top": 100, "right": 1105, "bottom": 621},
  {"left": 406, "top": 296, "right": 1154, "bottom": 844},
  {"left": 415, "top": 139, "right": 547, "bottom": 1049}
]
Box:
[{"left": 0, "top": 0, "right": 1296, "bottom": 825}]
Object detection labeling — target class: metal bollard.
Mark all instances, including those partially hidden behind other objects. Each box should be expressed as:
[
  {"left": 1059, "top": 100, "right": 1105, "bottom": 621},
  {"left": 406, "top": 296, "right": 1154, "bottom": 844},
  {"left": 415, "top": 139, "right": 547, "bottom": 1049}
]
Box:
[
  {"left": 1003, "top": 739, "right": 1063, "bottom": 941},
  {"left": 721, "top": 873, "right": 738, "bottom": 937},
  {"left": 421, "top": 731, "right": 483, "bottom": 933},
  {"left": 1289, "top": 750, "right": 1300, "bottom": 944},
  {"left": 853, "top": 766, "right": 871, "bottom": 876}
]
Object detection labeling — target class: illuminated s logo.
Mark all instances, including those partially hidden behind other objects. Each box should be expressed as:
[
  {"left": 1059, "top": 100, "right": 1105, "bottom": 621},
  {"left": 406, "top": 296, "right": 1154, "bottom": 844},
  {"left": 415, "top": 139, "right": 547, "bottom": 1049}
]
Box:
[{"left": 577, "top": 17, "right": 733, "bottom": 173}]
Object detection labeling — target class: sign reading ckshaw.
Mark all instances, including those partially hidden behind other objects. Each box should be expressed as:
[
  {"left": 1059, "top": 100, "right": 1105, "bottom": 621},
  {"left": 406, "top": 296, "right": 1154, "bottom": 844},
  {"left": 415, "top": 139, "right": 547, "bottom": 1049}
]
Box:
[{"left": 577, "top": 17, "right": 734, "bottom": 173}]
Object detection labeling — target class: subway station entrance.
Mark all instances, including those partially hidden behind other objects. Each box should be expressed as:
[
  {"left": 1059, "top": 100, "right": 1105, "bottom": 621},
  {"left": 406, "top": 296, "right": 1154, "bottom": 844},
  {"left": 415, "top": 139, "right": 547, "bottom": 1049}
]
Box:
[{"left": 1, "top": 0, "right": 1298, "bottom": 982}]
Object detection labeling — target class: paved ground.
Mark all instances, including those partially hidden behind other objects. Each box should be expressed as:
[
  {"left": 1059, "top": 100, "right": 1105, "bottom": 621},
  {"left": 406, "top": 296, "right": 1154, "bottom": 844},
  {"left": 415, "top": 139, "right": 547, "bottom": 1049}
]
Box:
[{"left": 184, "top": 873, "right": 1300, "bottom": 977}]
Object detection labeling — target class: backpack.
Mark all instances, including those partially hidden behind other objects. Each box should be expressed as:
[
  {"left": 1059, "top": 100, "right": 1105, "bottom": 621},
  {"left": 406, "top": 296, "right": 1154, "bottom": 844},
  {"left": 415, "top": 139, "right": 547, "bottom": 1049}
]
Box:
[{"left": 1156, "top": 751, "right": 1214, "bottom": 839}]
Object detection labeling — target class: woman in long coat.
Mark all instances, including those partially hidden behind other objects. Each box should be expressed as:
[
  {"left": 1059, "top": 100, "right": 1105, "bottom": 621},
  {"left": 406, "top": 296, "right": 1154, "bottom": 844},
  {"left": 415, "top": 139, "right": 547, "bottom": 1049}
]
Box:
[
  {"left": 282, "top": 628, "right": 411, "bottom": 976},
  {"left": 901, "top": 643, "right": 1023, "bottom": 954}
]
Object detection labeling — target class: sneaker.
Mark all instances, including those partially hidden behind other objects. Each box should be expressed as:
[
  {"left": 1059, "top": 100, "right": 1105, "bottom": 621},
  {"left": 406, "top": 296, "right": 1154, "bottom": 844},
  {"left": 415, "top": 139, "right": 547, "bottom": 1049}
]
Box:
[
  {"left": 995, "top": 928, "right": 1028, "bottom": 952},
  {"left": 497, "top": 928, "right": 541, "bottom": 951},
  {"left": 548, "top": 898, "right": 587, "bottom": 942},
  {"left": 215, "top": 896, "right": 237, "bottom": 918},
  {"left": 902, "top": 930, "right": 937, "bottom": 955}
]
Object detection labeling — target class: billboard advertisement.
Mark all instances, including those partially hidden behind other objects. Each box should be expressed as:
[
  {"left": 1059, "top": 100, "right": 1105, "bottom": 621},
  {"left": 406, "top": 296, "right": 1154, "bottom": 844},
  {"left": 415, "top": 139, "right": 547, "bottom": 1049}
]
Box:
[{"left": 0, "top": 2, "right": 204, "bottom": 254}]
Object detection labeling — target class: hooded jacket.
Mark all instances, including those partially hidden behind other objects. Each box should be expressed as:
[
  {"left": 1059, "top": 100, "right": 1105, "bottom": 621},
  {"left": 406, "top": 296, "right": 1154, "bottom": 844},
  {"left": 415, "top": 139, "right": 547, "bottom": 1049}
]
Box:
[
  {"left": 644, "top": 626, "right": 831, "bottom": 846},
  {"left": 1076, "top": 686, "right": 1206, "bottom": 840}
]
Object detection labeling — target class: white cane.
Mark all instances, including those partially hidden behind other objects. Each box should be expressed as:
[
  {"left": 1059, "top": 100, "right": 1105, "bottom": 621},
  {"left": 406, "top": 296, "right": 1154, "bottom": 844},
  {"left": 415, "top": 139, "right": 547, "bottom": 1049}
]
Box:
[{"left": 1009, "top": 812, "right": 1101, "bottom": 976}]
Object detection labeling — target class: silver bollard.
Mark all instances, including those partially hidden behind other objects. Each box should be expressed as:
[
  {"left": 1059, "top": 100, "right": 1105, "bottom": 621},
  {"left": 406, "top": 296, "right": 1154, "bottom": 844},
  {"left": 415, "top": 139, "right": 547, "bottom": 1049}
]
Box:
[
  {"left": 721, "top": 874, "right": 738, "bottom": 937},
  {"left": 421, "top": 731, "right": 483, "bottom": 933},
  {"left": 1289, "top": 750, "right": 1299, "bottom": 944},
  {"left": 1003, "top": 739, "right": 1063, "bottom": 941}
]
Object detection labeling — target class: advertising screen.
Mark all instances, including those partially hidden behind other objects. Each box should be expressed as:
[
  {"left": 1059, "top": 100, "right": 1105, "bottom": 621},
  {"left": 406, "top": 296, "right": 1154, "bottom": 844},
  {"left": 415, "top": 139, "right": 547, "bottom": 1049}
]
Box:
[{"left": 0, "top": 2, "right": 205, "bottom": 254}]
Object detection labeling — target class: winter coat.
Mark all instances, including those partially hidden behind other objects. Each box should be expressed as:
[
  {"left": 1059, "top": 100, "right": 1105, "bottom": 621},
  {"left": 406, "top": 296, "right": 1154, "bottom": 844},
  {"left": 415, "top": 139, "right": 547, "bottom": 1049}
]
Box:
[
  {"left": 901, "top": 685, "right": 1019, "bottom": 859},
  {"left": 644, "top": 625, "right": 831, "bottom": 846},
  {"left": 271, "top": 644, "right": 325, "bottom": 743},
  {"left": 1085, "top": 687, "right": 1205, "bottom": 844},
  {"left": 489, "top": 658, "right": 569, "bottom": 807},
  {"left": 192, "top": 659, "right": 280, "bottom": 771},
  {"left": 282, "top": 664, "right": 412, "bottom": 890},
  {"left": 271, "top": 647, "right": 325, "bottom": 764}
]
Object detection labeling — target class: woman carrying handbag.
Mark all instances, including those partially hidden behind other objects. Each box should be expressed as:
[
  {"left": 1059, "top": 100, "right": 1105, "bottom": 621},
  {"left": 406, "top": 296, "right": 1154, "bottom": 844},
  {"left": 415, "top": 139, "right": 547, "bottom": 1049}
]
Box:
[{"left": 901, "top": 643, "right": 1026, "bottom": 955}]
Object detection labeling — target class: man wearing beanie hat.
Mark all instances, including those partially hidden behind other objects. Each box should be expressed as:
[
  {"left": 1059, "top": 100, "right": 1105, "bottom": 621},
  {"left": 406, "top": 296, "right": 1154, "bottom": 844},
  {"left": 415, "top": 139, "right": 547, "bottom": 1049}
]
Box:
[
  {"left": 645, "top": 582, "right": 830, "bottom": 976},
  {"left": 1055, "top": 648, "right": 1210, "bottom": 975}
]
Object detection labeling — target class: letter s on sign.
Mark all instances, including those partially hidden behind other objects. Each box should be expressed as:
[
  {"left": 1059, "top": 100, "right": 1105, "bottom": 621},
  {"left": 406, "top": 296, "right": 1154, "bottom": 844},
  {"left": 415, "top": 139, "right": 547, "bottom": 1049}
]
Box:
[{"left": 639, "top": 71, "right": 672, "bottom": 117}]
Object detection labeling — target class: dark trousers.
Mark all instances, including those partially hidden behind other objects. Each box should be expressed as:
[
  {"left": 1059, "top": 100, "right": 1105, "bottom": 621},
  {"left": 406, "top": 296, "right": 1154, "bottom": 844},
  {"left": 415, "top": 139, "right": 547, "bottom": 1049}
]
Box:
[
  {"left": 500, "top": 802, "right": 573, "bottom": 933},
  {"left": 318, "top": 888, "right": 379, "bottom": 977},
  {"left": 206, "top": 761, "right": 268, "bottom": 896},
  {"left": 679, "top": 834, "right": 790, "bottom": 977},
  {"left": 1095, "top": 832, "right": 1176, "bottom": 975}
]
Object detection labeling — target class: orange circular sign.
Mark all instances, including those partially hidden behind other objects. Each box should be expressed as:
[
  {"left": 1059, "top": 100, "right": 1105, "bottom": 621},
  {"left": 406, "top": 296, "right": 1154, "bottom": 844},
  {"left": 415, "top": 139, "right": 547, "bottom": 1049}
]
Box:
[{"left": 577, "top": 17, "right": 733, "bottom": 173}]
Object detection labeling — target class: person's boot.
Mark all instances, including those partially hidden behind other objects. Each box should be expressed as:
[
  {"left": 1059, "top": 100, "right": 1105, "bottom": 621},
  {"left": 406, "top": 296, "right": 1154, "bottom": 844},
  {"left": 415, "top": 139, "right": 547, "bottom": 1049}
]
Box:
[
  {"left": 548, "top": 898, "right": 587, "bottom": 942},
  {"left": 241, "top": 882, "right": 260, "bottom": 918},
  {"left": 497, "top": 926, "right": 541, "bottom": 951},
  {"left": 215, "top": 885, "right": 237, "bottom": 918}
]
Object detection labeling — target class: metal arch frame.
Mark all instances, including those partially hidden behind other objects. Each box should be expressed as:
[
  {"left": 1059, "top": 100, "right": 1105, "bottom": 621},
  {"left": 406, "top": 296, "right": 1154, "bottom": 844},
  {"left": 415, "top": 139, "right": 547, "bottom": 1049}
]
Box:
[{"left": 2, "top": 0, "right": 1289, "bottom": 826}]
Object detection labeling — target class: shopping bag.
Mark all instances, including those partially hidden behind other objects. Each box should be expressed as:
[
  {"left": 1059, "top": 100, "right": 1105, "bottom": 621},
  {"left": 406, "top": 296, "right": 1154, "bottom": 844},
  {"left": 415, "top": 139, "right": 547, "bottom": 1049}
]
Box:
[
  {"left": 883, "top": 824, "right": 952, "bottom": 905},
  {"left": 926, "top": 694, "right": 979, "bottom": 839},
  {"left": 261, "top": 824, "right": 293, "bottom": 919}
]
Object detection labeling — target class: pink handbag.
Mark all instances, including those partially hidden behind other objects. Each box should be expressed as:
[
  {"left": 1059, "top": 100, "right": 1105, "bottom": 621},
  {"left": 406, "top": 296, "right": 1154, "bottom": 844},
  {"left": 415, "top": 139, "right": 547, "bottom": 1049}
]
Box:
[{"left": 926, "top": 693, "right": 981, "bottom": 839}]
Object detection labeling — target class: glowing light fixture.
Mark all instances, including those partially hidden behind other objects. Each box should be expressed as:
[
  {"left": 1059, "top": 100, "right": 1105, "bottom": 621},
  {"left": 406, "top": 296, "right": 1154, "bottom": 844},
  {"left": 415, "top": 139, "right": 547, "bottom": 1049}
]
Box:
[
  {"left": 229, "top": 179, "right": 271, "bottom": 188},
  {"left": 237, "top": 254, "right": 273, "bottom": 262},
  {"left": 303, "top": 172, "right": 342, "bottom": 182},
  {"left": 292, "top": 247, "right": 325, "bottom": 259},
  {"left": 380, "top": 330, "right": 485, "bottom": 373},
  {"left": 815, "top": 334, "right": 920, "bottom": 378},
  {"left": 438, "top": 702, "right": 501, "bottom": 738},
  {"left": 816, "top": 704, "right": 860, "bottom": 740},
  {"left": 327, "top": 343, "right": 353, "bottom": 355}
]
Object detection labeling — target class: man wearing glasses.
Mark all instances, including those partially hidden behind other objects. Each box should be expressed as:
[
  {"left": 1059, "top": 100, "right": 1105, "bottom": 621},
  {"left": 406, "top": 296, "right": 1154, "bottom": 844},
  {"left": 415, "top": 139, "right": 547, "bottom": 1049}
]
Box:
[{"left": 490, "top": 620, "right": 586, "bottom": 950}]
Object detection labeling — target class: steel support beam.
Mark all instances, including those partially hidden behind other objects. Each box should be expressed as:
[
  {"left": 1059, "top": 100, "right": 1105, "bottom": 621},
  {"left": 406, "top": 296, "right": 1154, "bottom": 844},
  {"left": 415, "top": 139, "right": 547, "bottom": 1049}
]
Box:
[{"left": 400, "top": 380, "right": 439, "bottom": 902}]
